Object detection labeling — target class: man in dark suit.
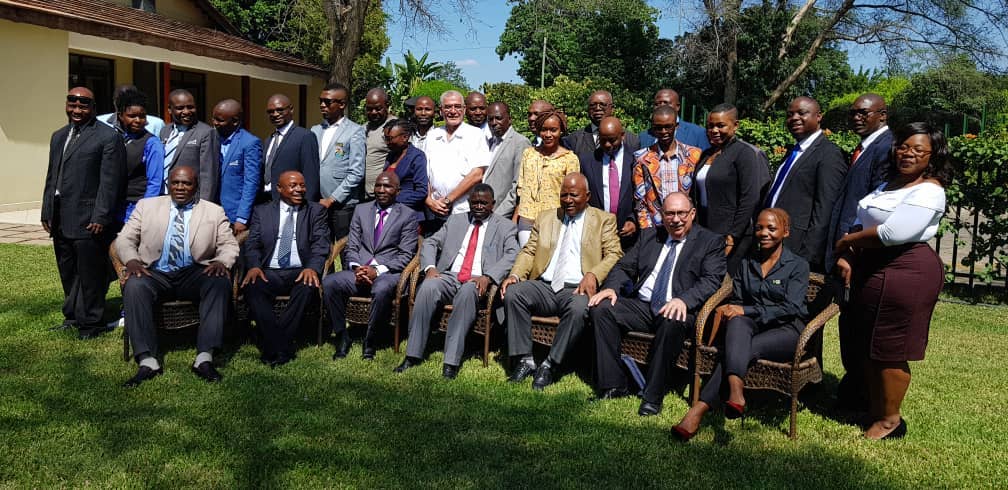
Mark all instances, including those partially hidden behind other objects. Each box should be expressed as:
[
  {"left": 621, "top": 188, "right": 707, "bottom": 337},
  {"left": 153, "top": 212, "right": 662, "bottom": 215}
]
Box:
[
  {"left": 311, "top": 83, "right": 365, "bottom": 240},
  {"left": 763, "top": 96, "right": 847, "bottom": 272},
  {"left": 589, "top": 192, "right": 725, "bottom": 414},
  {"left": 581, "top": 116, "right": 641, "bottom": 248},
  {"left": 394, "top": 184, "right": 519, "bottom": 379},
  {"left": 42, "top": 87, "right": 126, "bottom": 339},
  {"left": 563, "top": 90, "right": 635, "bottom": 160},
  {"left": 160, "top": 89, "right": 220, "bottom": 202},
  {"left": 638, "top": 89, "right": 709, "bottom": 150},
  {"left": 241, "top": 171, "right": 329, "bottom": 367},
  {"left": 322, "top": 172, "right": 419, "bottom": 360},
  {"left": 483, "top": 102, "right": 532, "bottom": 218},
  {"left": 262, "top": 93, "right": 321, "bottom": 203},
  {"left": 212, "top": 99, "right": 261, "bottom": 235}
]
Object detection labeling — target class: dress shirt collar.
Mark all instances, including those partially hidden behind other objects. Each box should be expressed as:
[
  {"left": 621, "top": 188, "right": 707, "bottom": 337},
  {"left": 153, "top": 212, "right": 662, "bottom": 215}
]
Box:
[
  {"left": 860, "top": 125, "right": 889, "bottom": 149},
  {"left": 320, "top": 116, "right": 345, "bottom": 130},
  {"left": 174, "top": 199, "right": 197, "bottom": 211},
  {"left": 793, "top": 129, "right": 822, "bottom": 152},
  {"left": 275, "top": 120, "right": 295, "bottom": 136},
  {"left": 173, "top": 122, "right": 192, "bottom": 132},
  {"left": 747, "top": 245, "right": 798, "bottom": 277},
  {"left": 220, "top": 126, "right": 240, "bottom": 146},
  {"left": 279, "top": 200, "right": 301, "bottom": 214}
]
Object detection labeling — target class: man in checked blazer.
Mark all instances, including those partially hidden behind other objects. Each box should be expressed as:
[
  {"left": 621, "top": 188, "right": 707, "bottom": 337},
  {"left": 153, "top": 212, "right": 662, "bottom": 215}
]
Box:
[
  {"left": 160, "top": 89, "right": 220, "bottom": 202},
  {"left": 482, "top": 102, "right": 531, "bottom": 218},
  {"left": 311, "top": 82, "right": 366, "bottom": 240}
]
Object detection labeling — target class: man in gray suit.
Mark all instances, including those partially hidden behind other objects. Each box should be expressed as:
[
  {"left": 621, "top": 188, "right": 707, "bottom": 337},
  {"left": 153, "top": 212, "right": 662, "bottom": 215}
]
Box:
[
  {"left": 160, "top": 89, "right": 220, "bottom": 202},
  {"left": 322, "top": 172, "right": 419, "bottom": 360},
  {"left": 312, "top": 82, "right": 366, "bottom": 240},
  {"left": 483, "top": 102, "right": 531, "bottom": 218},
  {"left": 393, "top": 184, "right": 519, "bottom": 379}
]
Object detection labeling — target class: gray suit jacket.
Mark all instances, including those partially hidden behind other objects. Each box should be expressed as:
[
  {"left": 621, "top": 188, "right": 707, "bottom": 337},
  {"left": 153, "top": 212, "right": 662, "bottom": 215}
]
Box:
[
  {"left": 421, "top": 212, "right": 519, "bottom": 284},
  {"left": 311, "top": 118, "right": 366, "bottom": 206},
  {"left": 160, "top": 121, "right": 220, "bottom": 202},
  {"left": 484, "top": 126, "right": 531, "bottom": 218},
  {"left": 345, "top": 201, "right": 418, "bottom": 272}
]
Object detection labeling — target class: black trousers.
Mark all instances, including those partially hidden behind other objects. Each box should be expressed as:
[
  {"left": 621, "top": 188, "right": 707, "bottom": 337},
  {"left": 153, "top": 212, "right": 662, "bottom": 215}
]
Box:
[
  {"left": 327, "top": 204, "right": 354, "bottom": 242},
  {"left": 51, "top": 204, "right": 113, "bottom": 329},
  {"left": 243, "top": 268, "right": 318, "bottom": 359},
  {"left": 699, "top": 315, "right": 799, "bottom": 407},
  {"left": 591, "top": 297, "right": 693, "bottom": 403}
]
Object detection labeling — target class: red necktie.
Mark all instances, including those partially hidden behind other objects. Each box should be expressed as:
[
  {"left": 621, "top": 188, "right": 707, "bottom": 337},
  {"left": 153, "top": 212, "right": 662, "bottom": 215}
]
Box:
[
  {"left": 850, "top": 144, "right": 863, "bottom": 167},
  {"left": 607, "top": 154, "right": 619, "bottom": 214},
  {"left": 456, "top": 221, "right": 482, "bottom": 282}
]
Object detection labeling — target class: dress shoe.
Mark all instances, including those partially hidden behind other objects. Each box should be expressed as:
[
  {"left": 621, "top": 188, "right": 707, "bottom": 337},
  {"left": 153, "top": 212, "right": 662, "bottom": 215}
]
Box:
[
  {"left": 591, "top": 387, "right": 632, "bottom": 401},
  {"left": 638, "top": 400, "right": 663, "bottom": 417},
  {"left": 191, "top": 361, "right": 222, "bottom": 383},
  {"left": 442, "top": 364, "right": 459, "bottom": 380},
  {"left": 531, "top": 365, "right": 554, "bottom": 391},
  {"left": 361, "top": 346, "right": 376, "bottom": 360},
  {"left": 332, "top": 332, "right": 352, "bottom": 359},
  {"left": 508, "top": 362, "right": 536, "bottom": 383},
  {"left": 393, "top": 357, "right": 422, "bottom": 373},
  {"left": 77, "top": 323, "right": 112, "bottom": 340},
  {"left": 123, "top": 365, "right": 162, "bottom": 388},
  {"left": 670, "top": 424, "right": 697, "bottom": 442},
  {"left": 724, "top": 401, "right": 746, "bottom": 420},
  {"left": 49, "top": 319, "right": 76, "bottom": 331},
  {"left": 873, "top": 418, "right": 907, "bottom": 440}
]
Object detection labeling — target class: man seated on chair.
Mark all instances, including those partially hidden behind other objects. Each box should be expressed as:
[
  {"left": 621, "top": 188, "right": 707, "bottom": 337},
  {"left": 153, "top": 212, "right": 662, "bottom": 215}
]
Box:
[
  {"left": 587, "top": 192, "right": 725, "bottom": 414},
  {"left": 500, "top": 173, "right": 623, "bottom": 391},
  {"left": 393, "top": 183, "right": 519, "bottom": 379},
  {"left": 241, "top": 171, "right": 330, "bottom": 367},
  {"left": 322, "top": 172, "right": 418, "bottom": 360},
  {"left": 115, "top": 166, "right": 239, "bottom": 387}
]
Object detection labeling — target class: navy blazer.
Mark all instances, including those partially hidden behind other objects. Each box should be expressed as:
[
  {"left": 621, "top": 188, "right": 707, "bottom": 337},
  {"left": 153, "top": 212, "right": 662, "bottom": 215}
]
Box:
[
  {"left": 244, "top": 200, "right": 330, "bottom": 274},
  {"left": 345, "top": 201, "right": 418, "bottom": 272},
  {"left": 263, "top": 124, "right": 321, "bottom": 202},
  {"left": 639, "top": 119, "right": 710, "bottom": 151},
  {"left": 581, "top": 136, "right": 640, "bottom": 229},
  {"left": 386, "top": 144, "right": 428, "bottom": 221},
  {"left": 219, "top": 127, "right": 262, "bottom": 224}
]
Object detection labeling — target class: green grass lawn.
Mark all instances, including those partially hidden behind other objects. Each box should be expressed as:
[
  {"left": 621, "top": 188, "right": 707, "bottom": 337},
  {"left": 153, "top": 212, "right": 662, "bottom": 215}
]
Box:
[{"left": 1, "top": 243, "right": 1006, "bottom": 488}]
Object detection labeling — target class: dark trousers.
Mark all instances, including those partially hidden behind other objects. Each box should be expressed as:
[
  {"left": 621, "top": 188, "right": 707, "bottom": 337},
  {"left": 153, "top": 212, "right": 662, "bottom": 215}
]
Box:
[
  {"left": 591, "top": 297, "right": 693, "bottom": 403},
  {"left": 327, "top": 204, "right": 354, "bottom": 242},
  {"left": 243, "top": 268, "right": 318, "bottom": 359},
  {"left": 837, "top": 310, "right": 869, "bottom": 409},
  {"left": 322, "top": 269, "right": 400, "bottom": 346},
  {"left": 122, "top": 265, "right": 231, "bottom": 361},
  {"left": 504, "top": 280, "right": 588, "bottom": 365},
  {"left": 699, "top": 316, "right": 799, "bottom": 406},
  {"left": 51, "top": 208, "right": 113, "bottom": 328}
]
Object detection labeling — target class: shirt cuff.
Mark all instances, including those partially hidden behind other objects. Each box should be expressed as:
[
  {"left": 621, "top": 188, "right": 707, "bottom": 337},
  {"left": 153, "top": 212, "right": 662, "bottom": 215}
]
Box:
[
  {"left": 375, "top": 265, "right": 389, "bottom": 275},
  {"left": 235, "top": 218, "right": 247, "bottom": 225},
  {"left": 348, "top": 261, "right": 361, "bottom": 269},
  {"left": 423, "top": 265, "right": 436, "bottom": 272}
]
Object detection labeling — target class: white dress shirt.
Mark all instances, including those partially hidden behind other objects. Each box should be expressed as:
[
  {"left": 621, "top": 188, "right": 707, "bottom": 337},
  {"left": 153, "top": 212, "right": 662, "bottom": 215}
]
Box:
[
  {"left": 425, "top": 123, "right": 491, "bottom": 214},
  {"left": 264, "top": 120, "right": 295, "bottom": 191},
  {"left": 541, "top": 211, "right": 585, "bottom": 286},
  {"left": 601, "top": 146, "right": 624, "bottom": 212},
  {"left": 637, "top": 237, "right": 685, "bottom": 303},
  {"left": 767, "top": 129, "right": 822, "bottom": 207},
  {"left": 318, "top": 116, "right": 345, "bottom": 160},
  {"left": 448, "top": 220, "right": 487, "bottom": 277},
  {"left": 268, "top": 201, "right": 302, "bottom": 269}
]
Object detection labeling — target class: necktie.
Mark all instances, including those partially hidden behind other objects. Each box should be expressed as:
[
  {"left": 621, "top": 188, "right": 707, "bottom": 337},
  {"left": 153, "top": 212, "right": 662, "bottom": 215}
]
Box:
[
  {"left": 765, "top": 146, "right": 801, "bottom": 208},
  {"left": 373, "top": 208, "right": 388, "bottom": 247},
  {"left": 167, "top": 206, "right": 186, "bottom": 271},
  {"left": 551, "top": 217, "right": 576, "bottom": 292},
  {"left": 277, "top": 206, "right": 295, "bottom": 268},
  {"left": 607, "top": 154, "right": 620, "bottom": 214},
  {"left": 851, "top": 143, "right": 863, "bottom": 167},
  {"left": 62, "top": 126, "right": 79, "bottom": 156},
  {"left": 162, "top": 126, "right": 180, "bottom": 193},
  {"left": 456, "top": 220, "right": 482, "bottom": 282},
  {"left": 264, "top": 130, "right": 281, "bottom": 187},
  {"left": 487, "top": 136, "right": 495, "bottom": 150},
  {"left": 650, "top": 240, "right": 679, "bottom": 315}
]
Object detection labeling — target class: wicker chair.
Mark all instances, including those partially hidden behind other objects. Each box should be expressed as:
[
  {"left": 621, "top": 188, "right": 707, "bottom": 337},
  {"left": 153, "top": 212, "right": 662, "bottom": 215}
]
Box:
[
  {"left": 529, "top": 315, "right": 655, "bottom": 365},
  {"left": 690, "top": 272, "right": 839, "bottom": 439},
  {"left": 233, "top": 256, "right": 325, "bottom": 346},
  {"left": 321, "top": 236, "right": 420, "bottom": 351}
]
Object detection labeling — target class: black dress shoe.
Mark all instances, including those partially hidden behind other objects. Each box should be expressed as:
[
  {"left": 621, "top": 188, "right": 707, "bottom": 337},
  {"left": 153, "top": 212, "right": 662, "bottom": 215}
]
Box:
[
  {"left": 638, "top": 400, "right": 663, "bottom": 416},
  {"left": 508, "top": 363, "right": 536, "bottom": 383},
  {"left": 591, "top": 387, "right": 632, "bottom": 401},
  {"left": 123, "top": 365, "right": 162, "bottom": 388},
  {"left": 393, "top": 357, "right": 422, "bottom": 373},
  {"left": 361, "top": 346, "right": 376, "bottom": 360},
  {"left": 49, "top": 319, "right": 76, "bottom": 331},
  {"left": 77, "top": 323, "right": 112, "bottom": 340},
  {"left": 532, "top": 365, "right": 554, "bottom": 391},
  {"left": 333, "top": 331, "right": 352, "bottom": 359},
  {"left": 881, "top": 418, "right": 908, "bottom": 440},
  {"left": 191, "top": 361, "right": 222, "bottom": 383},
  {"left": 442, "top": 364, "right": 459, "bottom": 380}
]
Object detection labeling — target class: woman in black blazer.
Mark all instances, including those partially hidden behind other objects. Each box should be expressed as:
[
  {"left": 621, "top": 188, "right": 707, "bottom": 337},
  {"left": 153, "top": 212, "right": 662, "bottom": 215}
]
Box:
[{"left": 691, "top": 103, "right": 771, "bottom": 271}]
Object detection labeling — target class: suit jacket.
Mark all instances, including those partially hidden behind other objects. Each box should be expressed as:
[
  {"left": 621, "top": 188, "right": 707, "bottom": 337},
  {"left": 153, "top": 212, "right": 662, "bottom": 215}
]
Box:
[
  {"left": 265, "top": 124, "right": 321, "bottom": 201},
  {"left": 581, "top": 136, "right": 641, "bottom": 229},
  {"left": 510, "top": 207, "right": 623, "bottom": 283},
  {"left": 386, "top": 144, "right": 428, "bottom": 220},
  {"left": 41, "top": 118, "right": 126, "bottom": 239},
  {"left": 770, "top": 134, "right": 847, "bottom": 271},
  {"left": 639, "top": 120, "right": 710, "bottom": 151},
  {"left": 114, "top": 196, "right": 239, "bottom": 268},
  {"left": 244, "top": 200, "right": 330, "bottom": 274},
  {"left": 692, "top": 137, "right": 771, "bottom": 241},
  {"left": 311, "top": 118, "right": 365, "bottom": 206},
  {"left": 484, "top": 126, "right": 532, "bottom": 218},
  {"left": 826, "top": 128, "right": 893, "bottom": 270},
  {"left": 563, "top": 124, "right": 642, "bottom": 167},
  {"left": 159, "top": 121, "right": 220, "bottom": 202},
  {"left": 422, "top": 212, "right": 519, "bottom": 284},
  {"left": 219, "top": 127, "right": 262, "bottom": 224},
  {"left": 345, "top": 201, "right": 418, "bottom": 272},
  {"left": 603, "top": 224, "right": 726, "bottom": 312}
]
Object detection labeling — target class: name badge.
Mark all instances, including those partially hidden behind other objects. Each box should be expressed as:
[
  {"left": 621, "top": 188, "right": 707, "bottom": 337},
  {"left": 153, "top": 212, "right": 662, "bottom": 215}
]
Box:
[
  {"left": 333, "top": 142, "right": 346, "bottom": 157},
  {"left": 772, "top": 279, "right": 782, "bottom": 285}
]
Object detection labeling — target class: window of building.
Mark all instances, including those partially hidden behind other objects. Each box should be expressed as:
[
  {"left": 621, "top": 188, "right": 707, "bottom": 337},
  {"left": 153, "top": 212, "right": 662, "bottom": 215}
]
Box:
[
  {"left": 169, "top": 69, "right": 207, "bottom": 118},
  {"left": 68, "top": 54, "right": 114, "bottom": 114},
  {"left": 132, "top": 0, "right": 155, "bottom": 13}
]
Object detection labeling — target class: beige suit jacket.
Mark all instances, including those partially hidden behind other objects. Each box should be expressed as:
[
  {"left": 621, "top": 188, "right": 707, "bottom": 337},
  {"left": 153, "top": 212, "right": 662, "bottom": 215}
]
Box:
[
  {"left": 114, "top": 196, "right": 239, "bottom": 269},
  {"left": 510, "top": 207, "right": 622, "bottom": 283}
]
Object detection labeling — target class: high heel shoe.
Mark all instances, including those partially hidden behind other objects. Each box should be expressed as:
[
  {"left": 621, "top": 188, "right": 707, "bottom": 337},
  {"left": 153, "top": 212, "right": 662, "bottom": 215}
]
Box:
[
  {"left": 724, "top": 401, "right": 746, "bottom": 420},
  {"left": 881, "top": 418, "right": 907, "bottom": 440},
  {"left": 670, "top": 424, "right": 697, "bottom": 442}
]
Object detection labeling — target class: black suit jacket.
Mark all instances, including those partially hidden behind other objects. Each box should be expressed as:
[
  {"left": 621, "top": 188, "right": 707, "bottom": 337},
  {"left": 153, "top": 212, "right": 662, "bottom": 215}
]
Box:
[
  {"left": 692, "top": 137, "right": 771, "bottom": 242},
  {"left": 580, "top": 137, "right": 641, "bottom": 230},
  {"left": 769, "top": 134, "right": 847, "bottom": 271},
  {"left": 41, "top": 118, "right": 126, "bottom": 239},
  {"left": 603, "top": 224, "right": 726, "bottom": 312},
  {"left": 263, "top": 125, "right": 321, "bottom": 202},
  {"left": 244, "top": 200, "right": 330, "bottom": 274}
]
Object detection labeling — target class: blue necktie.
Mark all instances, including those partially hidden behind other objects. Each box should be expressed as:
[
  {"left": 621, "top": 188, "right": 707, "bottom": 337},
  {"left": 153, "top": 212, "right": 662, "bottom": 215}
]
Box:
[
  {"left": 166, "top": 206, "right": 186, "bottom": 271},
  {"left": 765, "top": 146, "right": 801, "bottom": 207},
  {"left": 277, "top": 206, "right": 295, "bottom": 268},
  {"left": 650, "top": 240, "right": 679, "bottom": 315}
]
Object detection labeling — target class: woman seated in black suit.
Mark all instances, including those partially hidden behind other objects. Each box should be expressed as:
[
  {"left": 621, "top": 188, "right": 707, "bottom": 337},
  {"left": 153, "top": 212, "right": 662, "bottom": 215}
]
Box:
[{"left": 671, "top": 208, "right": 809, "bottom": 441}]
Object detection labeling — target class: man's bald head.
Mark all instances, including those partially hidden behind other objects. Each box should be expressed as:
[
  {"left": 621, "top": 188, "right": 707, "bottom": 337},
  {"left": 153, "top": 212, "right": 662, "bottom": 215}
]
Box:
[
  {"left": 598, "top": 116, "right": 625, "bottom": 154},
  {"left": 266, "top": 93, "right": 293, "bottom": 128},
  {"left": 850, "top": 93, "right": 888, "bottom": 137},
  {"left": 560, "top": 172, "right": 590, "bottom": 217},
  {"left": 366, "top": 88, "right": 388, "bottom": 104},
  {"left": 365, "top": 88, "right": 390, "bottom": 126},
  {"left": 66, "top": 87, "right": 96, "bottom": 125},
  {"left": 653, "top": 89, "right": 681, "bottom": 112},
  {"left": 211, "top": 99, "right": 243, "bottom": 137},
  {"left": 465, "top": 91, "right": 488, "bottom": 126}
]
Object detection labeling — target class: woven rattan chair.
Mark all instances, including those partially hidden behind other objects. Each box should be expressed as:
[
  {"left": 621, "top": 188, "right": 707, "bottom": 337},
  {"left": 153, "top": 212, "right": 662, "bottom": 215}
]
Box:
[
  {"left": 321, "top": 237, "right": 420, "bottom": 352},
  {"left": 529, "top": 315, "right": 655, "bottom": 364},
  {"left": 690, "top": 272, "right": 839, "bottom": 439},
  {"left": 233, "top": 255, "right": 325, "bottom": 346}
]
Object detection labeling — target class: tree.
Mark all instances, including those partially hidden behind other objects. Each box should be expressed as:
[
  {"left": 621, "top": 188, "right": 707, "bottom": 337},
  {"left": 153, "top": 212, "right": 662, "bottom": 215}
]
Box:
[{"left": 431, "top": 61, "right": 470, "bottom": 92}]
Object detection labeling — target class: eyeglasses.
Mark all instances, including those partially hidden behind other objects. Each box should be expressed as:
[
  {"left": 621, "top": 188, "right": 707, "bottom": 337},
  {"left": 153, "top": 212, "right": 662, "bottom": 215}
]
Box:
[
  {"left": 896, "top": 144, "right": 931, "bottom": 156},
  {"left": 319, "top": 98, "right": 345, "bottom": 106},
  {"left": 848, "top": 109, "right": 881, "bottom": 119},
  {"left": 266, "top": 106, "right": 291, "bottom": 115},
  {"left": 66, "top": 95, "right": 93, "bottom": 105},
  {"left": 663, "top": 209, "right": 694, "bottom": 219}
]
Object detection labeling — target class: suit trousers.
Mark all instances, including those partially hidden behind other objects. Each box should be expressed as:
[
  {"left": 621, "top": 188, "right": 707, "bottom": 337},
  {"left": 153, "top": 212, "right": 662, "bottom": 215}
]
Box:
[
  {"left": 406, "top": 273, "right": 481, "bottom": 365},
  {"left": 699, "top": 315, "right": 799, "bottom": 407},
  {"left": 51, "top": 202, "right": 113, "bottom": 328},
  {"left": 243, "top": 268, "right": 319, "bottom": 358},
  {"left": 327, "top": 204, "right": 354, "bottom": 242},
  {"left": 123, "top": 265, "right": 232, "bottom": 361},
  {"left": 322, "top": 269, "right": 401, "bottom": 345},
  {"left": 504, "top": 280, "right": 588, "bottom": 365},
  {"left": 591, "top": 297, "right": 693, "bottom": 403}
]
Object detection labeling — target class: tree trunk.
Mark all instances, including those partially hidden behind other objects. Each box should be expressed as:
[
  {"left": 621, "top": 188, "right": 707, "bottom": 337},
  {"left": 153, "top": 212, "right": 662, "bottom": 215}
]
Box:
[
  {"left": 724, "top": 33, "right": 738, "bottom": 104},
  {"left": 323, "top": 0, "right": 371, "bottom": 85}
]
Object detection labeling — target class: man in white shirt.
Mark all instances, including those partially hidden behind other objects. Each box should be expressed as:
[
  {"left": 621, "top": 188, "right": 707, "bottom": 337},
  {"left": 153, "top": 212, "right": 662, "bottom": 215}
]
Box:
[{"left": 311, "top": 82, "right": 365, "bottom": 239}]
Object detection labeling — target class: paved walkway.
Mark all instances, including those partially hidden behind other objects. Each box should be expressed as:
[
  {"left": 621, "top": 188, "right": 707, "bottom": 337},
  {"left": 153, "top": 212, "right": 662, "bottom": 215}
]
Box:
[{"left": 0, "top": 208, "right": 49, "bottom": 245}]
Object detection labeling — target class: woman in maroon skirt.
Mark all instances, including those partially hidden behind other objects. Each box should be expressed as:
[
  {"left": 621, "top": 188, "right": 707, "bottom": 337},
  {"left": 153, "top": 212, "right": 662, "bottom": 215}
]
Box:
[{"left": 834, "top": 122, "right": 951, "bottom": 440}]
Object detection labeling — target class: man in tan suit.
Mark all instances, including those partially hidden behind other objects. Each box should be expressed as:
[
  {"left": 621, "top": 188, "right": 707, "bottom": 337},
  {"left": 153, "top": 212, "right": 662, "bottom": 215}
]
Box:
[
  {"left": 500, "top": 173, "right": 623, "bottom": 390},
  {"left": 115, "top": 166, "right": 239, "bottom": 388}
]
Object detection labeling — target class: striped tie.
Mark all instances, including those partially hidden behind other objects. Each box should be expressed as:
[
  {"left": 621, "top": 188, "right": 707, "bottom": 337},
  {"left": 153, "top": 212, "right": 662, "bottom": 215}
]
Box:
[
  {"left": 162, "top": 127, "right": 181, "bottom": 193},
  {"left": 277, "top": 206, "right": 295, "bottom": 268},
  {"left": 166, "top": 206, "right": 186, "bottom": 271}
]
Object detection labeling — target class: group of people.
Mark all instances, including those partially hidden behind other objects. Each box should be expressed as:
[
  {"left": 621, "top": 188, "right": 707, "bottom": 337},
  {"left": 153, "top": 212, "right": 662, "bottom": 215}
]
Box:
[{"left": 43, "top": 81, "right": 949, "bottom": 442}]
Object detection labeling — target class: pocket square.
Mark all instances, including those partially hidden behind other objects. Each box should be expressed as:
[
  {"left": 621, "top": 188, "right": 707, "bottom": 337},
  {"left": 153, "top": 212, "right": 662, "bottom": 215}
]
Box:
[
  {"left": 186, "top": 140, "right": 199, "bottom": 145},
  {"left": 227, "top": 161, "right": 239, "bottom": 166}
]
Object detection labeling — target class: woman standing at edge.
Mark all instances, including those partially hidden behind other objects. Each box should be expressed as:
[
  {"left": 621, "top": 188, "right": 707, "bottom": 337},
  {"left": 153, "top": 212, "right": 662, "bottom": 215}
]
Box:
[
  {"left": 834, "top": 122, "right": 950, "bottom": 440},
  {"left": 512, "top": 110, "right": 580, "bottom": 246}
]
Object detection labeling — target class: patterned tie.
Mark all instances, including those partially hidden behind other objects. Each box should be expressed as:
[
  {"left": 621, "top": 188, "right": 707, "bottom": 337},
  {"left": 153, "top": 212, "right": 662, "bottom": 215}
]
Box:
[
  {"left": 162, "top": 126, "right": 180, "bottom": 193},
  {"left": 277, "top": 206, "right": 295, "bottom": 268},
  {"left": 650, "top": 239, "right": 679, "bottom": 315},
  {"left": 264, "top": 130, "right": 281, "bottom": 188},
  {"left": 167, "top": 205, "right": 186, "bottom": 271},
  {"left": 373, "top": 208, "right": 388, "bottom": 247},
  {"left": 765, "top": 146, "right": 801, "bottom": 208},
  {"left": 850, "top": 143, "right": 863, "bottom": 167},
  {"left": 607, "top": 154, "right": 620, "bottom": 214},
  {"left": 456, "top": 220, "right": 482, "bottom": 282},
  {"left": 551, "top": 217, "right": 576, "bottom": 292}
]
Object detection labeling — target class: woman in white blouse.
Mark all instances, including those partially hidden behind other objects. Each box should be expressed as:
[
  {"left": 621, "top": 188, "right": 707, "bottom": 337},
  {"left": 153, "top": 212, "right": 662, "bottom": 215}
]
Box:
[{"left": 834, "top": 122, "right": 951, "bottom": 440}]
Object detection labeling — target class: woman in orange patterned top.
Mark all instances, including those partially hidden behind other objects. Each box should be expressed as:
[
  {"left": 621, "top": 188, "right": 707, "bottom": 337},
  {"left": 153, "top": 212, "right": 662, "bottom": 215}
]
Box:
[
  {"left": 513, "top": 110, "right": 581, "bottom": 246},
  {"left": 632, "top": 105, "right": 702, "bottom": 229}
]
